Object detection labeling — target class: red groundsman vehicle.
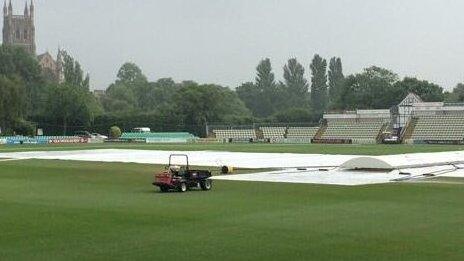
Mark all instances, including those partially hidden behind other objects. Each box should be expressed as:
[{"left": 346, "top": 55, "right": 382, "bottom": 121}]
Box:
[{"left": 153, "top": 154, "right": 213, "bottom": 193}]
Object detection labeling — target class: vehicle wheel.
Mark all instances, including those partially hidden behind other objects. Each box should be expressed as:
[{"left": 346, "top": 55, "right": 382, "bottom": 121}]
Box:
[
  {"left": 160, "top": 186, "right": 169, "bottom": 193},
  {"left": 200, "top": 179, "right": 212, "bottom": 191},
  {"left": 178, "top": 182, "right": 187, "bottom": 193}
]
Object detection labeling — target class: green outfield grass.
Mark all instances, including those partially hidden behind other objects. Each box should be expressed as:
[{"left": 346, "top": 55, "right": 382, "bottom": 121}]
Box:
[
  {"left": 1, "top": 160, "right": 463, "bottom": 260},
  {"left": 1, "top": 142, "right": 464, "bottom": 155}
]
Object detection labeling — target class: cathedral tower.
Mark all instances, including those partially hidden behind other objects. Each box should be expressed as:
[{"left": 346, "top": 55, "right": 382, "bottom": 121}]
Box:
[{"left": 3, "top": 0, "right": 36, "bottom": 55}]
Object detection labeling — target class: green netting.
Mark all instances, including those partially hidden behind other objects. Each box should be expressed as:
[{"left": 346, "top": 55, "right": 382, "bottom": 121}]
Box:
[{"left": 120, "top": 132, "right": 195, "bottom": 140}]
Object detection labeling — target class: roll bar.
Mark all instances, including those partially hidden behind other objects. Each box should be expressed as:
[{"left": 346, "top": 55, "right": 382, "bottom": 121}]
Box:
[{"left": 168, "top": 154, "right": 189, "bottom": 170}]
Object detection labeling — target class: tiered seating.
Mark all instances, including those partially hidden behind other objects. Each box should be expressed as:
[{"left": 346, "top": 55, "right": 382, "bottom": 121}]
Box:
[
  {"left": 260, "top": 127, "right": 286, "bottom": 139},
  {"left": 321, "top": 118, "right": 387, "bottom": 144},
  {"left": 287, "top": 127, "right": 319, "bottom": 139},
  {"left": 120, "top": 132, "right": 195, "bottom": 143},
  {"left": 411, "top": 115, "right": 464, "bottom": 141},
  {"left": 213, "top": 129, "right": 256, "bottom": 140}
]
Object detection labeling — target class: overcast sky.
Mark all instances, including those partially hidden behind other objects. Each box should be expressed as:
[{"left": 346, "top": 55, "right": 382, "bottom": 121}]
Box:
[{"left": 3, "top": 0, "right": 464, "bottom": 90}]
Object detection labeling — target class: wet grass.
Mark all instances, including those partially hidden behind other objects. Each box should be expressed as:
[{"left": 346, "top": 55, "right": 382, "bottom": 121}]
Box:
[{"left": 1, "top": 160, "right": 463, "bottom": 260}]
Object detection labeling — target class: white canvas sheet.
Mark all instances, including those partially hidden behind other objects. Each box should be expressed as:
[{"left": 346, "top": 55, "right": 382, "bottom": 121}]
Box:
[
  {"left": 341, "top": 151, "right": 464, "bottom": 169},
  {"left": 1, "top": 149, "right": 464, "bottom": 186},
  {"left": 213, "top": 165, "right": 464, "bottom": 186},
  {"left": 212, "top": 168, "right": 402, "bottom": 186},
  {"left": 0, "top": 149, "right": 356, "bottom": 169}
]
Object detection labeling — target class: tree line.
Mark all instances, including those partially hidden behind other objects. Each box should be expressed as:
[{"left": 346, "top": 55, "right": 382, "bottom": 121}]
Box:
[{"left": 0, "top": 44, "right": 463, "bottom": 136}]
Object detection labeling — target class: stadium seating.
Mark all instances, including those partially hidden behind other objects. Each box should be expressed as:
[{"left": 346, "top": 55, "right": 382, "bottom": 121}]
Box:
[
  {"left": 213, "top": 129, "right": 256, "bottom": 140},
  {"left": 410, "top": 115, "right": 464, "bottom": 141},
  {"left": 286, "top": 127, "right": 319, "bottom": 139},
  {"left": 320, "top": 118, "right": 388, "bottom": 144},
  {"left": 260, "top": 127, "right": 286, "bottom": 139}
]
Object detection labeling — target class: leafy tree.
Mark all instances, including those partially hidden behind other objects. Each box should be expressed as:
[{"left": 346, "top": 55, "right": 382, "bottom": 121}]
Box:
[
  {"left": 104, "top": 62, "right": 152, "bottom": 111},
  {"left": 109, "top": 126, "right": 122, "bottom": 138},
  {"left": 143, "top": 78, "right": 181, "bottom": 111},
  {"left": 283, "top": 58, "right": 309, "bottom": 107},
  {"left": 271, "top": 107, "right": 313, "bottom": 123},
  {"left": 13, "top": 120, "right": 36, "bottom": 136},
  {"left": 116, "top": 62, "right": 147, "bottom": 85},
  {"left": 328, "top": 57, "right": 344, "bottom": 107},
  {"left": 236, "top": 59, "right": 278, "bottom": 117},
  {"left": 0, "top": 45, "right": 45, "bottom": 115},
  {"left": 61, "top": 51, "right": 90, "bottom": 90},
  {"left": 452, "top": 83, "right": 464, "bottom": 102},
  {"left": 45, "top": 84, "right": 101, "bottom": 135},
  {"left": 0, "top": 45, "right": 42, "bottom": 84},
  {"left": 0, "top": 76, "right": 26, "bottom": 133},
  {"left": 102, "top": 83, "right": 137, "bottom": 112},
  {"left": 310, "top": 54, "right": 328, "bottom": 115},
  {"left": 174, "top": 83, "right": 251, "bottom": 135},
  {"left": 337, "top": 66, "right": 399, "bottom": 109},
  {"left": 393, "top": 77, "right": 444, "bottom": 102},
  {"left": 236, "top": 82, "right": 260, "bottom": 114},
  {"left": 102, "top": 63, "right": 150, "bottom": 111},
  {"left": 255, "top": 58, "right": 277, "bottom": 116}
]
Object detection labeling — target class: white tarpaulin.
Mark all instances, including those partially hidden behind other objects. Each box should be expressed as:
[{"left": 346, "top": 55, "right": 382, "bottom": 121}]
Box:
[
  {"left": 341, "top": 151, "right": 464, "bottom": 170},
  {"left": 1, "top": 149, "right": 464, "bottom": 186},
  {"left": 0, "top": 149, "right": 356, "bottom": 169},
  {"left": 211, "top": 165, "right": 464, "bottom": 186}
]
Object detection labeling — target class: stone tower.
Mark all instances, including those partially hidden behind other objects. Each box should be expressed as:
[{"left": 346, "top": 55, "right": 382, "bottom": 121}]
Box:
[{"left": 3, "top": 0, "right": 36, "bottom": 55}]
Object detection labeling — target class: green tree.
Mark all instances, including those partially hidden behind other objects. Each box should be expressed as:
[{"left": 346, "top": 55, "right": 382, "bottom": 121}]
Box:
[
  {"left": 310, "top": 54, "right": 328, "bottom": 115},
  {"left": 328, "top": 57, "right": 344, "bottom": 107},
  {"left": 445, "top": 83, "right": 464, "bottom": 102},
  {"left": 0, "top": 45, "right": 45, "bottom": 116},
  {"left": 393, "top": 77, "right": 444, "bottom": 102},
  {"left": 116, "top": 62, "right": 147, "bottom": 85},
  {"left": 102, "top": 63, "right": 151, "bottom": 111},
  {"left": 144, "top": 78, "right": 181, "bottom": 111},
  {"left": 236, "top": 82, "right": 260, "bottom": 115},
  {"left": 0, "top": 76, "right": 26, "bottom": 133},
  {"left": 236, "top": 59, "right": 279, "bottom": 117},
  {"left": 61, "top": 51, "right": 90, "bottom": 90},
  {"left": 255, "top": 58, "right": 277, "bottom": 116},
  {"left": 102, "top": 83, "right": 138, "bottom": 112},
  {"left": 283, "top": 58, "right": 309, "bottom": 107},
  {"left": 45, "top": 84, "right": 101, "bottom": 135},
  {"left": 452, "top": 83, "right": 464, "bottom": 101},
  {"left": 109, "top": 126, "right": 122, "bottom": 138},
  {"left": 338, "top": 66, "right": 399, "bottom": 109},
  {"left": 174, "top": 83, "right": 251, "bottom": 135},
  {"left": 271, "top": 107, "right": 313, "bottom": 123}
]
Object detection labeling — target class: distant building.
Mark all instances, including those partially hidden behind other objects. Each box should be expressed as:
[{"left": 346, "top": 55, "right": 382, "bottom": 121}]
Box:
[
  {"left": 2, "top": 0, "right": 35, "bottom": 54},
  {"left": 37, "top": 49, "right": 64, "bottom": 83},
  {"left": 3, "top": 1, "right": 63, "bottom": 82},
  {"left": 93, "top": 89, "right": 106, "bottom": 99}
]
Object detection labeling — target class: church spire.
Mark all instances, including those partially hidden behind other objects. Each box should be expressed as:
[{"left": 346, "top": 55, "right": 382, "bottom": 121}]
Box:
[
  {"left": 8, "top": 0, "right": 12, "bottom": 14},
  {"left": 24, "top": 2, "right": 29, "bottom": 16},
  {"left": 29, "top": 0, "right": 34, "bottom": 18},
  {"left": 3, "top": 0, "right": 7, "bottom": 16}
]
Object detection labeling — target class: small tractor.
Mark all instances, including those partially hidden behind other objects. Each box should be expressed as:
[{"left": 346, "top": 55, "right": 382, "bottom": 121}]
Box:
[{"left": 153, "top": 154, "right": 213, "bottom": 193}]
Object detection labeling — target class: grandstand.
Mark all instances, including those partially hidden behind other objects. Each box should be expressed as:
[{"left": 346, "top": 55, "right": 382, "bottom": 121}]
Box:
[
  {"left": 260, "top": 127, "right": 286, "bottom": 139},
  {"left": 211, "top": 125, "right": 321, "bottom": 143},
  {"left": 319, "top": 110, "right": 390, "bottom": 144},
  {"left": 410, "top": 115, "right": 464, "bottom": 142},
  {"left": 286, "top": 127, "right": 319, "bottom": 139},
  {"left": 398, "top": 100, "right": 464, "bottom": 144},
  {"left": 213, "top": 129, "right": 257, "bottom": 141}
]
